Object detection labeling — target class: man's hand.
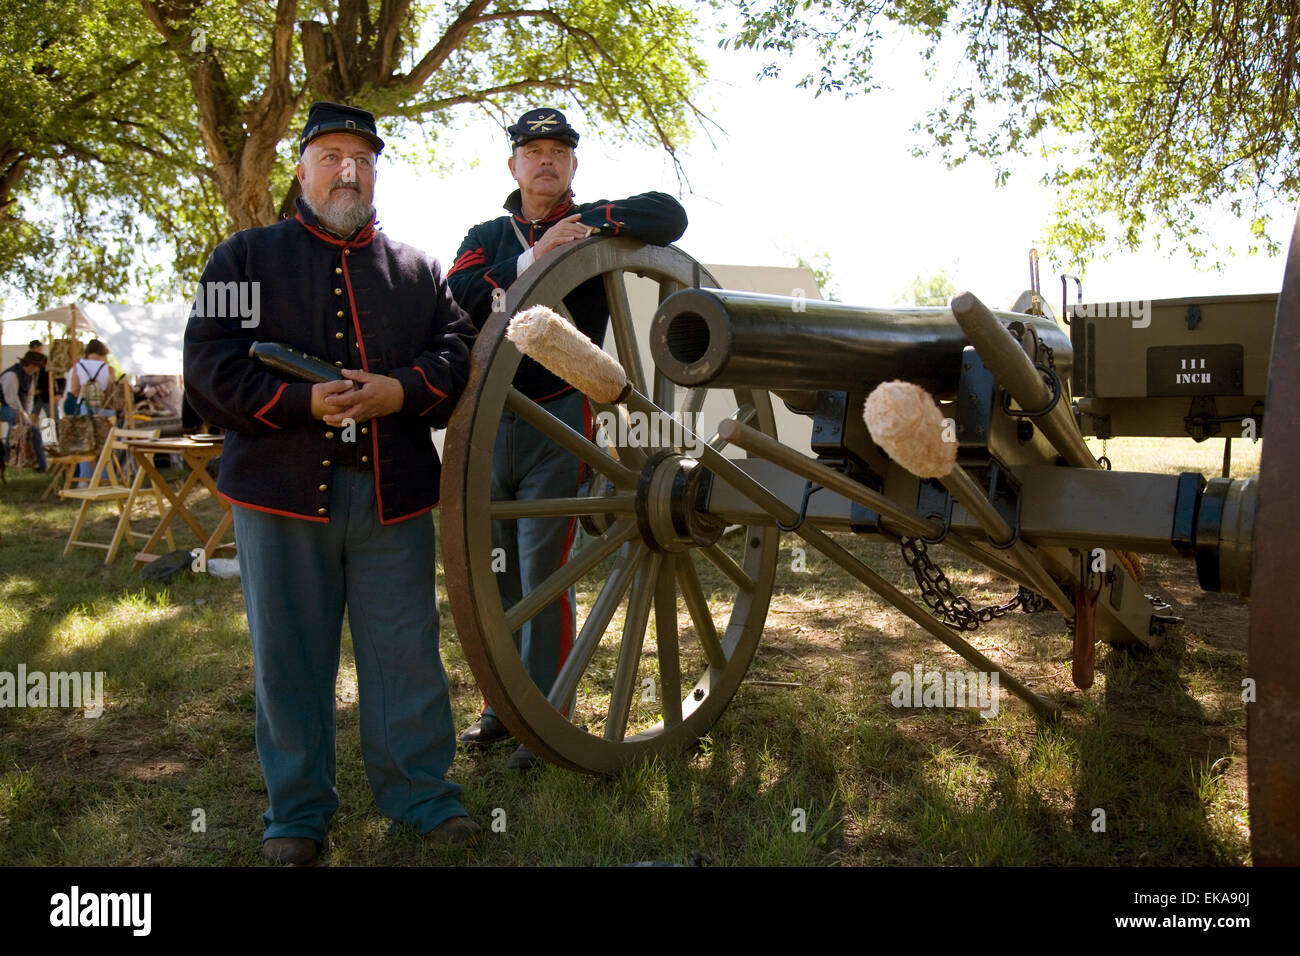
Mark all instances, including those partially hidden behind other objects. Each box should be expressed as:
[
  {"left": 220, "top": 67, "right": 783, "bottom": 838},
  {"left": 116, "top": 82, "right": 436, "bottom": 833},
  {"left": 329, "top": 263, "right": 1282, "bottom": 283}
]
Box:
[
  {"left": 531, "top": 213, "right": 597, "bottom": 259},
  {"left": 310, "top": 379, "right": 355, "bottom": 420},
  {"left": 321, "top": 369, "right": 404, "bottom": 425}
]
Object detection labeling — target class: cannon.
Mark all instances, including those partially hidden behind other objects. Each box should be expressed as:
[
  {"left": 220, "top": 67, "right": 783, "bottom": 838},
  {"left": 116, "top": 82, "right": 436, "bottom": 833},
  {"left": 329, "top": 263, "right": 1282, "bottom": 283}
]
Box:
[{"left": 441, "top": 212, "right": 1300, "bottom": 864}]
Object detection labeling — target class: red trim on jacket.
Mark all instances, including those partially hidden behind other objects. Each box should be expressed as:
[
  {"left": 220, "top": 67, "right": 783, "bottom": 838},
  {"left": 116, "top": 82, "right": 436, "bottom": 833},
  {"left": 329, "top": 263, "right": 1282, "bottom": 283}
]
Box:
[
  {"left": 253, "top": 382, "right": 289, "bottom": 429},
  {"left": 448, "top": 248, "right": 485, "bottom": 275},
  {"left": 340, "top": 254, "right": 371, "bottom": 372},
  {"left": 223, "top": 487, "right": 434, "bottom": 526},
  {"left": 596, "top": 203, "right": 622, "bottom": 235},
  {"left": 222, "top": 491, "right": 330, "bottom": 523},
  {"left": 510, "top": 191, "right": 575, "bottom": 226},
  {"left": 532, "top": 383, "right": 575, "bottom": 403},
  {"left": 294, "top": 214, "right": 378, "bottom": 249},
  {"left": 414, "top": 367, "right": 447, "bottom": 401},
  {"left": 379, "top": 501, "right": 436, "bottom": 526}
]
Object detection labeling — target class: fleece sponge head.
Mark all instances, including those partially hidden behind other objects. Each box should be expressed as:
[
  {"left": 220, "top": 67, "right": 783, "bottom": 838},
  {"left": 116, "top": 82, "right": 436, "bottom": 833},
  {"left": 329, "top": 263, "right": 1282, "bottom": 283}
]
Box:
[
  {"left": 506, "top": 305, "right": 630, "bottom": 404},
  {"left": 863, "top": 380, "right": 957, "bottom": 479}
]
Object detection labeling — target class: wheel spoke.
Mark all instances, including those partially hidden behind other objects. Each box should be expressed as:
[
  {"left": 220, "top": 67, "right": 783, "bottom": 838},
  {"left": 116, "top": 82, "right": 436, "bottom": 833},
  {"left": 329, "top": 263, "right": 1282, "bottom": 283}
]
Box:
[
  {"left": 506, "top": 387, "right": 637, "bottom": 487},
  {"left": 504, "top": 518, "right": 638, "bottom": 633},
  {"left": 655, "top": 554, "right": 683, "bottom": 728},
  {"left": 490, "top": 495, "right": 635, "bottom": 519},
  {"left": 653, "top": 371, "right": 677, "bottom": 417},
  {"left": 681, "top": 388, "right": 707, "bottom": 417},
  {"left": 445, "top": 242, "right": 782, "bottom": 773},
  {"left": 677, "top": 554, "right": 727, "bottom": 668},
  {"left": 604, "top": 271, "right": 647, "bottom": 395},
  {"left": 702, "top": 541, "right": 756, "bottom": 593},
  {"left": 657, "top": 277, "right": 683, "bottom": 302},
  {"left": 605, "top": 551, "right": 662, "bottom": 741},
  {"left": 653, "top": 279, "right": 685, "bottom": 422},
  {"left": 548, "top": 542, "right": 645, "bottom": 710}
]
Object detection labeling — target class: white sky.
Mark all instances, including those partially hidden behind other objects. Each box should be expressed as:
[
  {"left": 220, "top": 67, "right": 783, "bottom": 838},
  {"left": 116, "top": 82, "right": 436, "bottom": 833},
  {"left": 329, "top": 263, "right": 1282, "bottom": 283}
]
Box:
[
  {"left": 374, "top": 29, "right": 1294, "bottom": 312},
  {"left": 4, "top": 17, "right": 1294, "bottom": 340}
]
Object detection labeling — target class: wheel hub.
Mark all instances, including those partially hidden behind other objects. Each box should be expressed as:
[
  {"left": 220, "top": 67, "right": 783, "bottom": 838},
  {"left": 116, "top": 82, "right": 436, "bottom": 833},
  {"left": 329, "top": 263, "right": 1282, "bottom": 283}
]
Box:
[{"left": 635, "top": 451, "right": 724, "bottom": 552}]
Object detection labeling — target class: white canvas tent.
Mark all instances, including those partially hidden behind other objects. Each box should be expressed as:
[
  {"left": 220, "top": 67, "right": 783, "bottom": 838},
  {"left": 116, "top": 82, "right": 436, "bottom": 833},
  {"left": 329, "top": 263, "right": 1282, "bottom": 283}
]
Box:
[{"left": 0, "top": 301, "right": 188, "bottom": 376}]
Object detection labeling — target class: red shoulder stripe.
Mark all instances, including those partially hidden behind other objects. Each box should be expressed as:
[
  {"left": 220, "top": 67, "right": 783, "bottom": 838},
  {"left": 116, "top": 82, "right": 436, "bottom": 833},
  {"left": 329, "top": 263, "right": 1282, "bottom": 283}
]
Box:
[{"left": 448, "top": 248, "right": 486, "bottom": 275}]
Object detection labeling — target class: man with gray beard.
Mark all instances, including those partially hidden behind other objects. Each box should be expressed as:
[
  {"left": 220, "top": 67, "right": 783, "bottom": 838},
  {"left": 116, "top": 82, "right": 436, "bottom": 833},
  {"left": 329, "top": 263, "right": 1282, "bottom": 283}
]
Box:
[{"left": 184, "top": 101, "right": 479, "bottom": 865}]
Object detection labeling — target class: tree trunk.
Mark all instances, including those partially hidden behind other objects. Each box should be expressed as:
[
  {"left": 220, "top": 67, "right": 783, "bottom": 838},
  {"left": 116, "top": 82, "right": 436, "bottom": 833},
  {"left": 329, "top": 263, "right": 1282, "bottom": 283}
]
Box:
[{"left": 141, "top": 0, "right": 303, "bottom": 231}]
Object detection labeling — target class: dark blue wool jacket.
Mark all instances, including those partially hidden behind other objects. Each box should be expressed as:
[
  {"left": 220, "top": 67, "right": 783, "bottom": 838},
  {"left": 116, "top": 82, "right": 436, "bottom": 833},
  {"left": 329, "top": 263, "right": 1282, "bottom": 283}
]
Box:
[
  {"left": 184, "top": 199, "right": 477, "bottom": 524},
  {"left": 447, "top": 189, "right": 686, "bottom": 401}
]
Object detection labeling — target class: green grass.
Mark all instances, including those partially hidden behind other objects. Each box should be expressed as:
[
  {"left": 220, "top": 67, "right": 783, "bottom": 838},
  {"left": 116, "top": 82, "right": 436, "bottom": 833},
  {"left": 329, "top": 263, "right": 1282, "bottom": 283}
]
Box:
[{"left": 0, "top": 435, "right": 1255, "bottom": 866}]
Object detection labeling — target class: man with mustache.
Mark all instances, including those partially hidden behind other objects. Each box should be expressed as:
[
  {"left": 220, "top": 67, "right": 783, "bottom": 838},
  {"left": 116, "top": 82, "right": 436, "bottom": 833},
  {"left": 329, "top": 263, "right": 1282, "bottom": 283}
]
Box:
[
  {"left": 448, "top": 108, "right": 687, "bottom": 768},
  {"left": 185, "top": 101, "right": 480, "bottom": 864}
]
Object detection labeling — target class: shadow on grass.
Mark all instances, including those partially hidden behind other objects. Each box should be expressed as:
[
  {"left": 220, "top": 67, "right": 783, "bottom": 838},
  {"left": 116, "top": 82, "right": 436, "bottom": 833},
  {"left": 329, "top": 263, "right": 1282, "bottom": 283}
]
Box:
[{"left": 0, "top": 470, "right": 1248, "bottom": 866}]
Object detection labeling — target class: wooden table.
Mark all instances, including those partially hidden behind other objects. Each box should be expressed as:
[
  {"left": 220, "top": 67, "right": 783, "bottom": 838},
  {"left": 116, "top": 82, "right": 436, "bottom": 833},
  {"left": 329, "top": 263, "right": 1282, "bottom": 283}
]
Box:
[{"left": 123, "top": 436, "right": 235, "bottom": 568}]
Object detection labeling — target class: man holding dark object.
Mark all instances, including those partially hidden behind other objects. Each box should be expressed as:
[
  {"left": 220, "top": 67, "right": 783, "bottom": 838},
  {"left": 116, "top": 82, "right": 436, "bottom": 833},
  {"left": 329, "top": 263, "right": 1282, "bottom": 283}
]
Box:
[
  {"left": 184, "top": 101, "right": 479, "bottom": 864},
  {"left": 447, "top": 107, "right": 687, "bottom": 768}
]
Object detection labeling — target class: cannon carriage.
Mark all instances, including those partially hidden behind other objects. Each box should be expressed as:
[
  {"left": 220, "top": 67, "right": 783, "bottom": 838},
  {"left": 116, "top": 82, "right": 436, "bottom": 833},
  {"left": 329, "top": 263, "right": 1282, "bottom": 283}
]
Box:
[{"left": 440, "top": 214, "right": 1300, "bottom": 864}]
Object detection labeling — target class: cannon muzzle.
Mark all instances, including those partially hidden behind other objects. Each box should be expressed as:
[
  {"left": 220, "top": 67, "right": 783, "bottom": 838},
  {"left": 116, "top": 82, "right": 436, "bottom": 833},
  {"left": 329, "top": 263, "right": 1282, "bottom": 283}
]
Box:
[{"left": 650, "top": 288, "right": 1070, "bottom": 397}]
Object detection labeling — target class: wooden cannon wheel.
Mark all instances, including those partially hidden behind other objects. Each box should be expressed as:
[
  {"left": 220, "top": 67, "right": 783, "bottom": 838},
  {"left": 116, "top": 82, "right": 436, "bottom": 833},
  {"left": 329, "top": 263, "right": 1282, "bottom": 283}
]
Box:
[
  {"left": 1248, "top": 204, "right": 1300, "bottom": 864},
  {"left": 442, "top": 239, "right": 780, "bottom": 774}
]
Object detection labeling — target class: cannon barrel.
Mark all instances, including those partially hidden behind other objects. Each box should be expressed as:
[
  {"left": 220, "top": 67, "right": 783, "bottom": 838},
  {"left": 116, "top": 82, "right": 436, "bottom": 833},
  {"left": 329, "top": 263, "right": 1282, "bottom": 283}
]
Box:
[{"left": 650, "top": 288, "right": 1072, "bottom": 396}]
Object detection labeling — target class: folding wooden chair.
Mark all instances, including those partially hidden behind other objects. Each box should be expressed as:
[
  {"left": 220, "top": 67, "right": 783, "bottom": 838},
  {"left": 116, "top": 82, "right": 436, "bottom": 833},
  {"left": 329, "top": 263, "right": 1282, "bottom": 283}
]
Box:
[
  {"left": 60, "top": 427, "right": 175, "bottom": 563},
  {"left": 43, "top": 453, "right": 97, "bottom": 498}
]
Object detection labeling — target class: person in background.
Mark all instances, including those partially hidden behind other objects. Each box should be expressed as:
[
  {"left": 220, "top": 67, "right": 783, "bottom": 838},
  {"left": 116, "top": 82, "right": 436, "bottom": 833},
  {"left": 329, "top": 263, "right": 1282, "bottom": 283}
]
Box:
[
  {"left": 447, "top": 107, "right": 687, "bottom": 769},
  {"left": 67, "top": 340, "right": 116, "bottom": 480},
  {"left": 0, "top": 350, "right": 49, "bottom": 472},
  {"left": 68, "top": 339, "right": 114, "bottom": 415}
]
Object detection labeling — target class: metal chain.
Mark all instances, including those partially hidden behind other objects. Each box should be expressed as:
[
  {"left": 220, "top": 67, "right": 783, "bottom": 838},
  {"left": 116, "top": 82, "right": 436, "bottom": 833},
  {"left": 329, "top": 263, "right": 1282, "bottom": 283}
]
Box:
[
  {"left": 893, "top": 322, "right": 1053, "bottom": 629},
  {"left": 900, "top": 536, "right": 1047, "bottom": 631},
  {"left": 1008, "top": 324, "right": 1056, "bottom": 374}
]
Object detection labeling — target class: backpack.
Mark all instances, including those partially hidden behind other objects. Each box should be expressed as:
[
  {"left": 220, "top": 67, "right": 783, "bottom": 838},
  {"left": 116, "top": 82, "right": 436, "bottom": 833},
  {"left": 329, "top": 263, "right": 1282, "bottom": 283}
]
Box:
[{"left": 78, "top": 360, "right": 105, "bottom": 408}]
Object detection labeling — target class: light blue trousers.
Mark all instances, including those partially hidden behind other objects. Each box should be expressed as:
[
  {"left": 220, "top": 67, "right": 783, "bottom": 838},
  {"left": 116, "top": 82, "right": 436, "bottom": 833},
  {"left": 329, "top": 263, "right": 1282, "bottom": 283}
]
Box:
[
  {"left": 232, "top": 469, "right": 464, "bottom": 843},
  {"left": 485, "top": 389, "right": 588, "bottom": 718}
]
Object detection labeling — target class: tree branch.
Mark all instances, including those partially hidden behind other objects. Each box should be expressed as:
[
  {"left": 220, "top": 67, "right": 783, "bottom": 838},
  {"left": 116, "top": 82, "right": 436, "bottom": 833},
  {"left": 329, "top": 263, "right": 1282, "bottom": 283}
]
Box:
[
  {"left": 400, "top": 77, "right": 583, "bottom": 115},
  {"left": 470, "top": 9, "right": 619, "bottom": 64},
  {"left": 401, "top": 1, "right": 493, "bottom": 92}
]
